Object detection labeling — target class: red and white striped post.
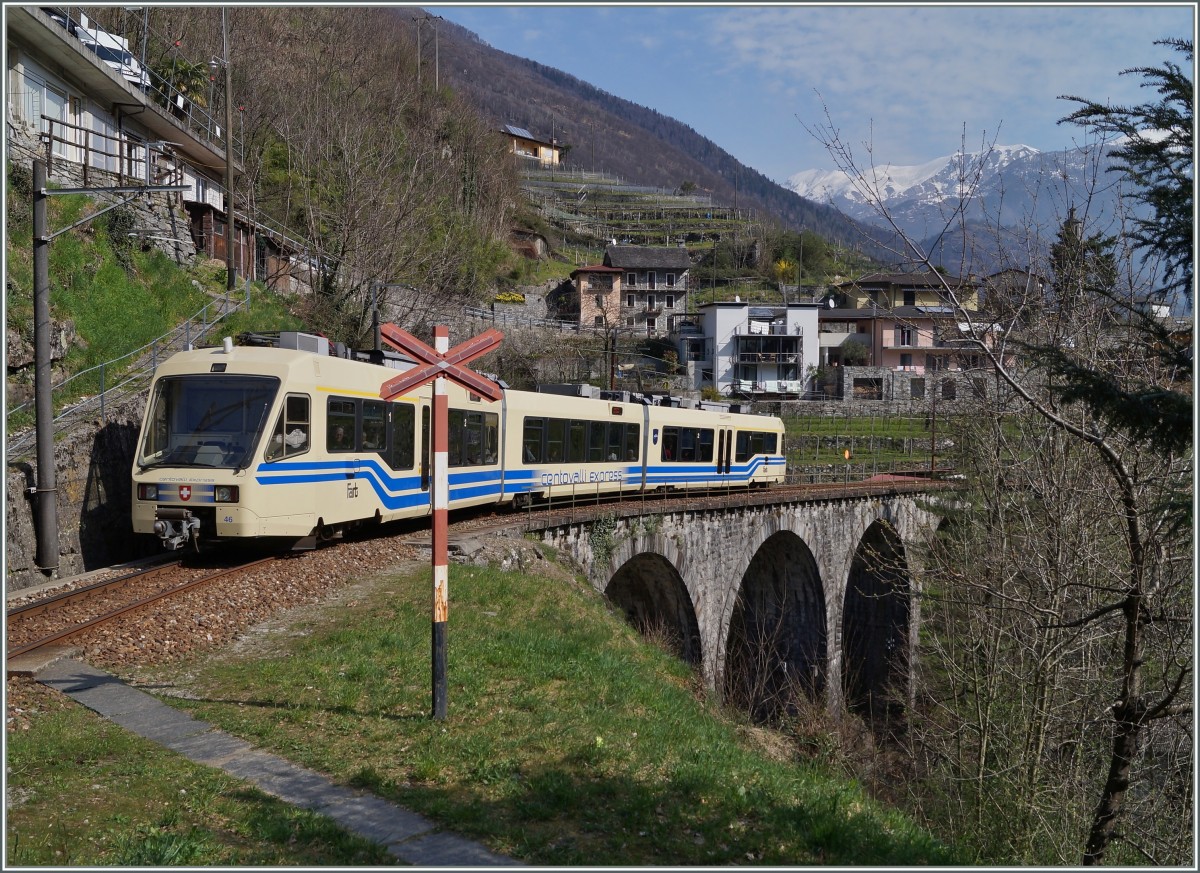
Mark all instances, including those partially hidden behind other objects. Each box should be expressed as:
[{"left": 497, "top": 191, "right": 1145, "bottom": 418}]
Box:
[
  {"left": 377, "top": 322, "right": 503, "bottom": 721},
  {"left": 430, "top": 326, "right": 450, "bottom": 719}
]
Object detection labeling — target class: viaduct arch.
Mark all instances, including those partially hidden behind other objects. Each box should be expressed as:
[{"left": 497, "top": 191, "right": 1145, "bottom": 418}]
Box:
[{"left": 536, "top": 491, "right": 941, "bottom": 720}]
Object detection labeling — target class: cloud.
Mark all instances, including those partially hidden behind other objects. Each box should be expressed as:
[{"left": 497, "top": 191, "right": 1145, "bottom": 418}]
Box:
[{"left": 701, "top": 5, "right": 1193, "bottom": 163}]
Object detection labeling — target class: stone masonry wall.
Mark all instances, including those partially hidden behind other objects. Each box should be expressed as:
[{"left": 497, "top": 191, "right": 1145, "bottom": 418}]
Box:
[
  {"left": 6, "top": 394, "right": 152, "bottom": 591},
  {"left": 8, "top": 126, "right": 198, "bottom": 265}
]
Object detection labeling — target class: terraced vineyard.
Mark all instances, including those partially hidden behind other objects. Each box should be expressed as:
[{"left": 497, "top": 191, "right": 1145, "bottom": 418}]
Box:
[{"left": 521, "top": 167, "right": 765, "bottom": 248}]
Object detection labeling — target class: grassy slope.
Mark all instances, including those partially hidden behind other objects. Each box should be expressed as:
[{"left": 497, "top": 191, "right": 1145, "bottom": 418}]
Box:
[{"left": 108, "top": 556, "right": 961, "bottom": 867}]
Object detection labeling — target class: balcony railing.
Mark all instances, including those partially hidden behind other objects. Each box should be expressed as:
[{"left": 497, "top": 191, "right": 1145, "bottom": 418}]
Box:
[{"left": 736, "top": 352, "right": 799, "bottom": 364}]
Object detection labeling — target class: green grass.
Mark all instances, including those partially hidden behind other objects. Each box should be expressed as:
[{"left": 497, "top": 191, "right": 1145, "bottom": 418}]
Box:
[
  {"left": 784, "top": 412, "right": 955, "bottom": 472},
  {"left": 128, "top": 561, "right": 959, "bottom": 866},
  {"left": 5, "top": 699, "right": 391, "bottom": 866}
]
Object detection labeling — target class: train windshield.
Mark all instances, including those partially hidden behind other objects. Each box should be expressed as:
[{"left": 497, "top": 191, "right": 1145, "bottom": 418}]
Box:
[{"left": 138, "top": 374, "right": 280, "bottom": 469}]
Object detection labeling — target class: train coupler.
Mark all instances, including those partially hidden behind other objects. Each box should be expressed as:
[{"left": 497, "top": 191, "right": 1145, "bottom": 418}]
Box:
[{"left": 153, "top": 507, "right": 200, "bottom": 550}]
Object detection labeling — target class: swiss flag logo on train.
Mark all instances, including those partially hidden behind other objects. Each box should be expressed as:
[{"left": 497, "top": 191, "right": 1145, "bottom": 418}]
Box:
[{"left": 179, "top": 485, "right": 192, "bottom": 501}]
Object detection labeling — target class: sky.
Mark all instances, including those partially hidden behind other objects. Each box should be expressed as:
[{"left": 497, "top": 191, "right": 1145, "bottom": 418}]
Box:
[{"left": 430, "top": 2, "right": 1196, "bottom": 185}]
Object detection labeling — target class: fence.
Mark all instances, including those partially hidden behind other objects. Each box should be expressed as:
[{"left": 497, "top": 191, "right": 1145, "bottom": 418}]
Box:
[{"left": 6, "top": 282, "right": 251, "bottom": 459}]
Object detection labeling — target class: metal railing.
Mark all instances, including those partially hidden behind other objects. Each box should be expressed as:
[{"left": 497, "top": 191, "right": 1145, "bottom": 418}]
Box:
[{"left": 6, "top": 282, "right": 251, "bottom": 459}]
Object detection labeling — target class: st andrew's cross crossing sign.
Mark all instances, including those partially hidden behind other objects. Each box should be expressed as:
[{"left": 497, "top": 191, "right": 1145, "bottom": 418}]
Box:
[
  {"left": 378, "top": 324, "right": 503, "bottom": 720},
  {"left": 379, "top": 324, "right": 503, "bottom": 401}
]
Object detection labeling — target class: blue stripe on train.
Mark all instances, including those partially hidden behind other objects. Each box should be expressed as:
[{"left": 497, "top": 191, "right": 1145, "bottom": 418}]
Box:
[{"left": 251, "top": 455, "right": 784, "bottom": 511}]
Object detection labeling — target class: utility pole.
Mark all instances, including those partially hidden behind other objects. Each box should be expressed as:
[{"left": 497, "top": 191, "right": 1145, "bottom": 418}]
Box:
[
  {"left": 414, "top": 15, "right": 422, "bottom": 86},
  {"left": 32, "top": 160, "right": 58, "bottom": 576},
  {"left": 222, "top": 7, "right": 235, "bottom": 291},
  {"left": 30, "top": 161, "right": 187, "bottom": 578}
]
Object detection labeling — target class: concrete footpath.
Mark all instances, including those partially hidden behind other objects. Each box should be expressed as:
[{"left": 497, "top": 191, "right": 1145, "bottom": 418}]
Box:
[{"left": 34, "top": 658, "right": 523, "bottom": 867}]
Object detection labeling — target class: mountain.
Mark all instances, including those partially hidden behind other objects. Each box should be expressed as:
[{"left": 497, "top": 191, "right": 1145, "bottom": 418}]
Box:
[
  {"left": 402, "top": 8, "right": 895, "bottom": 262},
  {"left": 788, "top": 143, "right": 1138, "bottom": 273}
]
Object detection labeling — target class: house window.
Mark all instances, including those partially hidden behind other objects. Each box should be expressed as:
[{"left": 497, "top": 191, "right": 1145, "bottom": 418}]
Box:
[
  {"left": 647, "top": 271, "right": 657, "bottom": 289},
  {"left": 647, "top": 294, "right": 656, "bottom": 310},
  {"left": 594, "top": 294, "right": 603, "bottom": 308},
  {"left": 665, "top": 273, "right": 676, "bottom": 287},
  {"left": 895, "top": 326, "right": 914, "bottom": 346},
  {"left": 626, "top": 294, "right": 635, "bottom": 307},
  {"left": 900, "top": 353, "right": 913, "bottom": 369},
  {"left": 594, "top": 315, "right": 604, "bottom": 327},
  {"left": 91, "top": 114, "right": 118, "bottom": 172},
  {"left": 904, "top": 289, "right": 916, "bottom": 306},
  {"left": 626, "top": 317, "right": 634, "bottom": 327},
  {"left": 665, "top": 295, "right": 675, "bottom": 309},
  {"left": 647, "top": 318, "right": 656, "bottom": 331},
  {"left": 910, "top": 378, "right": 925, "bottom": 399},
  {"left": 626, "top": 272, "right": 637, "bottom": 286}
]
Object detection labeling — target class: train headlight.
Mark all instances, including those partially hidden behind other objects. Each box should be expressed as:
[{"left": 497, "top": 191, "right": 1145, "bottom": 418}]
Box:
[
  {"left": 138, "top": 483, "right": 159, "bottom": 501},
  {"left": 214, "top": 485, "right": 239, "bottom": 503}
]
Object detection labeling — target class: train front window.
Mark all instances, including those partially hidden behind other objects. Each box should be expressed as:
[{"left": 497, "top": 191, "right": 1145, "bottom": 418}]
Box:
[{"left": 139, "top": 375, "right": 279, "bottom": 469}]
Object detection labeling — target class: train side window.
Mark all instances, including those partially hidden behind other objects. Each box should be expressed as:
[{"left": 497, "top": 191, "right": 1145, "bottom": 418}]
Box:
[
  {"left": 265, "top": 394, "right": 310, "bottom": 461},
  {"left": 662, "top": 427, "right": 679, "bottom": 462},
  {"left": 546, "top": 418, "right": 566, "bottom": 462},
  {"left": 483, "top": 414, "right": 498, "bottom": 464},
  {"left": 588, "top": 420, "right": 606, "bottom": 462},
  {"left": 698, "top": 428, "right": 714, "bottom": 462},
  {"left": 522, "top": 418, "right": 544, "bottom": 463},
  {"left": 390, "top": 402, "right": 415, "bottom": 470},
  {"left": 735, "top": 431, "right": 751, "bottom": 463},
  {"left": 606, "top": 423, "right": 623, "bottom": 462},
  {"left": 327, "top": 398, "right": 356, "bottom": 451},
  {"left": 751, "top": 432, "right": 766, "bottom": 456},
  {"left": 764, "top": 433, "right": 778, "bottom": 454},
  {"left": 567, "top": 420, "right": 586, "bottom": 463},
  {"left": 448, "top": 409, "right": 467, "bottom": 466},
  {"left": 679, "top": 428, "right": 697, "bottom": 462},
  {"left": 362, "top": 400, "right": 386, "bottom": 453},
  {"left": 624, "top": 423, "right": 640, "bottom": 461},
  {"left": 450, "top": 410, "right": 497, "bottom": 466}
]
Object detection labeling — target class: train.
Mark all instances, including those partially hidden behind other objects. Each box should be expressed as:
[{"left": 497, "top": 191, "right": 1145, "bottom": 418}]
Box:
[{"left": 131, "top": 331, "right": 786, "bottom": 550}]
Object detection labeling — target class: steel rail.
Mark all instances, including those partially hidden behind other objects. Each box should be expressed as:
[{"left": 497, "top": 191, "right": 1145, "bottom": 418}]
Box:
[{"left": 7, "top": 556, "right": 277, "bottom": 659}]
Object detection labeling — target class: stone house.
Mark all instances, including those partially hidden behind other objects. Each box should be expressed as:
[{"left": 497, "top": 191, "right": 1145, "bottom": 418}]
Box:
[{"left": 566, "top": 244, "right": 693, "bottom": 337}]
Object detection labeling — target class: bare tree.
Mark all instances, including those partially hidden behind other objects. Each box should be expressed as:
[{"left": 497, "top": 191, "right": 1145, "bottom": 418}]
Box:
[{"left": 803, "top": 52, "right": 1192, "bottom": 864}]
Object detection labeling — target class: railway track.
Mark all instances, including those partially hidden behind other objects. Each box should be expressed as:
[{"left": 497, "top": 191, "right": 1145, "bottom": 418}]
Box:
[{"left": 7, "top": 556, "right": 277, "bottom": 671}]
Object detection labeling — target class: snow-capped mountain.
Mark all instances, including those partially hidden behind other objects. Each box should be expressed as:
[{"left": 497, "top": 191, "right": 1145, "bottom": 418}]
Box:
[{"left": 788, "top": 143, "right": 1136, "bottom": 271}]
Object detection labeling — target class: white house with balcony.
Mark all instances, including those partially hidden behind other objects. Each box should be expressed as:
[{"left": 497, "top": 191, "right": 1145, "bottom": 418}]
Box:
[{"left": 676, "top": 300, "right": 821, "bottom": 398}]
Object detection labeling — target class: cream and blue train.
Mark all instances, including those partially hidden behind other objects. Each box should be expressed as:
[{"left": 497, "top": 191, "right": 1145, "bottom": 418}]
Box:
[{"left": 132, "top": 333, "right": 786, "bottom": 550}]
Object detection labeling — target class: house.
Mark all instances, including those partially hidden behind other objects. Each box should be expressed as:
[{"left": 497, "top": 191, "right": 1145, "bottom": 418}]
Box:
[
  {"left": 500, "top": 124, "right": 560, "bottom": 167},
  {"left": 566, "top": 244, "right": 693, "bottom": 337},
  {"left": 604, "top": 244, "right": 692, "bottom": 336},
  {"left": 820, "top": 271, "right": 982, "bottom": 372},
  {"left": 675, "top": 300, "right": 821, "bottom": 398},
  {"left": 5, "top": 7, "right": 310, "bottom": 291}
]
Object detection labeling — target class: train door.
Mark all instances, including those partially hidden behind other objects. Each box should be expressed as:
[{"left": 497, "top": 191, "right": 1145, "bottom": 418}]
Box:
[{"left": 720, "top": 427, "right": 734, "bottom": 475}]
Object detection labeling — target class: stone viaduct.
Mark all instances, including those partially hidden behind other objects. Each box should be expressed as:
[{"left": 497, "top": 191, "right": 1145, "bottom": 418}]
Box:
[{"left": 526, "top": 483, "right": 947, "bottom": 721}]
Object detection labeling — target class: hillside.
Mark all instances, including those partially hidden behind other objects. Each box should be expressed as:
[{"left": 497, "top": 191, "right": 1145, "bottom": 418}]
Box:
[{"left": 407, "top": 8, "right": 897, "bottom": 264}]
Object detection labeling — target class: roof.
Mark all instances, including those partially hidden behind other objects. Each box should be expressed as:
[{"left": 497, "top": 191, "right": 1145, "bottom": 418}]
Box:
[
  {"left": 570, "top": 264, "right": 623, "bottom": 279},
  {"left": 837, "top": 271, "right": 967, "bottom": 289},
  {"left": 604, "top": 244, "right": 692, "bottom": 270},
  {"left": 501, "top": 124, "right": 555, "bottom": 146},
  {"left": 819, "top": 305, "right": 969, "bottom": 320}
]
